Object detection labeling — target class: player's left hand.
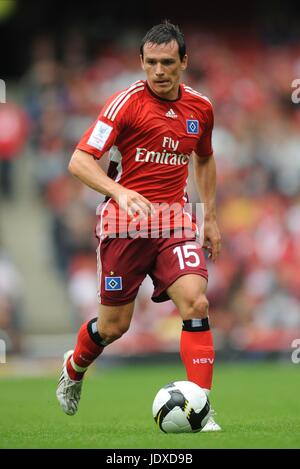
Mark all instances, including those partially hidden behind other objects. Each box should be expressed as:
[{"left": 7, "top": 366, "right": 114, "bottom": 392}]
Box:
[{"left": 202, "top": 219, "right": 221, "bottom": 262}]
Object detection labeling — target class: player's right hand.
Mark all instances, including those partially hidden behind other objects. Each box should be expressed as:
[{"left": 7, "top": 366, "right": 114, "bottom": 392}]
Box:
[{"left": 112, "top": 187, "right": 155, "bottom": 220}]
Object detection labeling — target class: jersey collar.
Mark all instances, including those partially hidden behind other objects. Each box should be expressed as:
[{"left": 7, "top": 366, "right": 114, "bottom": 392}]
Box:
[{"left": 145, "top": 81, "right": 182, "bottom": 102}]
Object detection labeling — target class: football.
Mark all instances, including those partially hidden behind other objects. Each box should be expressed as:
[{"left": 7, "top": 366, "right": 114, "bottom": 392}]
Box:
[{"left": 152, "top": 381, "right": 210, "bottom": 433}]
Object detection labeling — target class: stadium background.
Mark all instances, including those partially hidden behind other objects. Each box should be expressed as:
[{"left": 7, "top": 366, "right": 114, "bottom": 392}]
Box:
[{"left": 1, "top": 0, "right": 300, "bottom": 368}]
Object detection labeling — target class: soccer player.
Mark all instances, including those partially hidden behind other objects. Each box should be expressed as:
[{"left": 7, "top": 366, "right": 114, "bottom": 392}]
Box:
[{"left": 56, "top": 21, "right": 221, "bottom": 431}]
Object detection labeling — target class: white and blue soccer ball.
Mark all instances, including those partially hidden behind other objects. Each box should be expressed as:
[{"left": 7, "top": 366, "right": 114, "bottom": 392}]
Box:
[{"left": 152, "top": 380, "right": 210, "bottom": 433}]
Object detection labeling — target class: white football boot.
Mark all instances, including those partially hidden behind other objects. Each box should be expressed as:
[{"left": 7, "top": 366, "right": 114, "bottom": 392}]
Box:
[
  {"left": 56, "top": 350, "right": 83, "bottom": 416},
  {"left": 201, "top": 409, "right": 222, "bottom": 432}
]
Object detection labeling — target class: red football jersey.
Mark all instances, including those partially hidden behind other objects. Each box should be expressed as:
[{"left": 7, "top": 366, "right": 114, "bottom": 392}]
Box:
[{"left": 76, "top": 80, "right": 214, "bottom": 237}]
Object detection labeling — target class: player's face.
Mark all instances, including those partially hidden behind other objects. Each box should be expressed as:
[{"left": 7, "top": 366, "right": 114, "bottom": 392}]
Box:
[{"left": 141, "top": 40, "right": 187, "bottom": 100}]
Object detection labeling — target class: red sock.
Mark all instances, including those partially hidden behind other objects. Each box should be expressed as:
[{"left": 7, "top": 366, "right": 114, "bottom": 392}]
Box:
[
  {"left": 180, "top": 318, "right": 215, "bottom": 392},
  {"left": 66, "top": 318, "right": 105, "bottom": 381}
]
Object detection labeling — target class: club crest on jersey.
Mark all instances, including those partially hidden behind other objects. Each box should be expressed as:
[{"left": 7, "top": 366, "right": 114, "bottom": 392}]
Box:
[
  {"left": 105, "top": 276, "right": 122, "bottom": 291},
  {"left": 186, "top": 119, "right": 199, "bottom": 134}
]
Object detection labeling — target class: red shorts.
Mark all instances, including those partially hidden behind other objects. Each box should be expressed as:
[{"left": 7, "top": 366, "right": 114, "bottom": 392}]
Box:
[{"left": 97, "top": 233, "right": 208, "bottom": 306}]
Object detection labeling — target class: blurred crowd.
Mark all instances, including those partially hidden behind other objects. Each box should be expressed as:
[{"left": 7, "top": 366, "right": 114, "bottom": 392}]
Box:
[
  {"left": 0, "top": 244, "right": 23, "bottom": 355},
  {"left": 1, "top": 27, "right": 300, "bottom": 355}
]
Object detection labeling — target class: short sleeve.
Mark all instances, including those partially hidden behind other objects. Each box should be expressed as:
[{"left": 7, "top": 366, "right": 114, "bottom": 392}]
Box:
[
  {"left": 195, "top": 103, "right": 214, "bottom": 157},
  {"left": 76, "top": 81, "right": 144, "bottom": 159},
  {"left": 76, "top": 95, "right": 123, "bottom": 160}
]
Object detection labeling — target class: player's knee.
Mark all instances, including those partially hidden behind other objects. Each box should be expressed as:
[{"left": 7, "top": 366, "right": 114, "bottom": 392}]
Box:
[
  {"left": 185, "top": 294, "right": 209, "bottom": 319},
  {"left": 99, "top": 323, "right": 129, "bottom": 343}
]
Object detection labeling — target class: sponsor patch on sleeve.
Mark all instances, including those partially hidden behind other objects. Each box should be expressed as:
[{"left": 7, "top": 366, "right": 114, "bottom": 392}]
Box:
[{"left": 87, "top": 120, "right": 113, "bottom": 150}]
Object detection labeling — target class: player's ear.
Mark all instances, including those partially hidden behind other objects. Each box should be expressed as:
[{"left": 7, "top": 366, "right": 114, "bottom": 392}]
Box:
[
  {"left": 181, "top": 54, "right": 188, "bottom": 71},
  {"left": 140, "top": 55, "right": 145, "bottom": 70}
]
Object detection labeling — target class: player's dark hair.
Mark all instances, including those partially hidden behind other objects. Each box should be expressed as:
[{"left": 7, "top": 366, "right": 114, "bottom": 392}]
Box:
[{"left": 140, "top": 20, "right": 186, "bottom": 61}]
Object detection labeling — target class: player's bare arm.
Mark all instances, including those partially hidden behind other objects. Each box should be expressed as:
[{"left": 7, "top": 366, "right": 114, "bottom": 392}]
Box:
[
  {"left": 192, "top": 152, "right": 221, "bottom": 262},
  {"left": 69, "top": 149, "right": 154, "bottom": 219}
]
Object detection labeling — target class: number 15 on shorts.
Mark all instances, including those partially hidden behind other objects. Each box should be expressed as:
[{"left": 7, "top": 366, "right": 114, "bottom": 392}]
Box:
[{"left": 173, "top": 244, "right": 200, "bottom": 270}]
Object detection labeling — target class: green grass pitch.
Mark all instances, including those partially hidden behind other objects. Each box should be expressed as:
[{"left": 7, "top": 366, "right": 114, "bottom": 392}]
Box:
[{"left": 0, "top": 362, "right": 299, "bottom": 448}]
